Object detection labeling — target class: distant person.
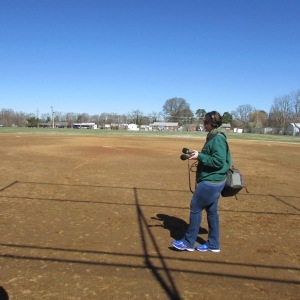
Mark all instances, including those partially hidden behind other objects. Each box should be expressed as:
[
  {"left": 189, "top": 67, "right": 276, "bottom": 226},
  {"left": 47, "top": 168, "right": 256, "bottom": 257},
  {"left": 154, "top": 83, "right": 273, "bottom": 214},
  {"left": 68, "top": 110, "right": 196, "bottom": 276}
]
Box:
[{"left": 172, "top": 111, "right": 230, "bottom": 252}]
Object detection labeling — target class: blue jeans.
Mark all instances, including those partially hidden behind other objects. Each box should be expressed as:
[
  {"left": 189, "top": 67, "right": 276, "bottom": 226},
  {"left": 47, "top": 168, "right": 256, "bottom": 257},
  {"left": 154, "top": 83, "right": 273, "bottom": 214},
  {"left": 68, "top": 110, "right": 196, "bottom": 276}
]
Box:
[{"left": 182, "top": 181, "right": 225, "bottom": 249}]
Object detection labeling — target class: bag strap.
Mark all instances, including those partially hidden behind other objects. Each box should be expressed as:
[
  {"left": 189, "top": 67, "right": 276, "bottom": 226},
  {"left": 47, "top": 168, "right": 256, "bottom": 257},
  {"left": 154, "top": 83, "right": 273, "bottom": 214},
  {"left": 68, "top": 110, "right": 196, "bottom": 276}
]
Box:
[
  {"left": 217, "top": 133, "right": 234, "bottom": 168},
  {"left": 218, "top": 134, "right": 249, "bottom": 197}
]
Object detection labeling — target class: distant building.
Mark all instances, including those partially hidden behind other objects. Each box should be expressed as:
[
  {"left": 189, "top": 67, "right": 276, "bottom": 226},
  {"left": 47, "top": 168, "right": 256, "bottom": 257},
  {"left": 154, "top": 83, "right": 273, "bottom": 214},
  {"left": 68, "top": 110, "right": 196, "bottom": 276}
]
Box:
[
  {"left": 127, "top": 124, "right": 139, "bottom": 131},
  {"left": 149, "top": 122, "right": 178, "bottom": 131},
  {"left": 233, "top": 128, "right": 244, "bottom": 133},
  {"left": 182, "top": 124, "right": 197, "bottom": 131},
  {"left": 221, "top": 123, "right": 231, "bottom": 132},
  {"left": 140, "top": 125, "right": 151, "bottom": 131},
  {"left": 73, "top": 123, "right": 97, "bottom": 129},
  {"left": 286, "top": 123, "right": 300, "bottom": 136},
  {"left": 38, "top": 121, "right": 69, "bottom": 128},
  {"left": 38, "top": 122, "right": 51, "bottom": 128}
]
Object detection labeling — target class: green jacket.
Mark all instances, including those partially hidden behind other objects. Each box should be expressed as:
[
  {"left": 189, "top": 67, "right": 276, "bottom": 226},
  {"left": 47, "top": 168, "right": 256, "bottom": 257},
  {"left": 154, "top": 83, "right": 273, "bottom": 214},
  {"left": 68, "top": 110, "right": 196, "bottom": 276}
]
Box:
[{"left": 196, "top": 127, "right": 231, "bottom": 183}]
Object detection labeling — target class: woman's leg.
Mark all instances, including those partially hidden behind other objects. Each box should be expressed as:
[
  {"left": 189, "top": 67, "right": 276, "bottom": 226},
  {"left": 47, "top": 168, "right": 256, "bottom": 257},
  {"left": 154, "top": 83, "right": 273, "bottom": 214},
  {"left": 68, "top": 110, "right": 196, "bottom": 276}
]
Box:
[
  {"left": 182, "top": 182, "right": 213, "bottom": 248},
  {"left": 205, "top": 183, "right": 225, "bottom": 249}
]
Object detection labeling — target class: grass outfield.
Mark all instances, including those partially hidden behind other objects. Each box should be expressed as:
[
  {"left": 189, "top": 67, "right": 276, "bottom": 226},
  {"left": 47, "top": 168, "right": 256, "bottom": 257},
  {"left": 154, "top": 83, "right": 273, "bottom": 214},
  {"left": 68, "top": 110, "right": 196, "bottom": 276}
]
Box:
[{"left": 1, "top": 126, "right": 300, "bottom": 143}]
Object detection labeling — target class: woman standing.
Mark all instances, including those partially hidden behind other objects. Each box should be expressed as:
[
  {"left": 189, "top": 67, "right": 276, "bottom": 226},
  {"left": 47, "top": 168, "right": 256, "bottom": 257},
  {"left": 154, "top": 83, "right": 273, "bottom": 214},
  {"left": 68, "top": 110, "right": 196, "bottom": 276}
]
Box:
[{"left": 172, "top": 111, "right": 230, "bottom": 252}]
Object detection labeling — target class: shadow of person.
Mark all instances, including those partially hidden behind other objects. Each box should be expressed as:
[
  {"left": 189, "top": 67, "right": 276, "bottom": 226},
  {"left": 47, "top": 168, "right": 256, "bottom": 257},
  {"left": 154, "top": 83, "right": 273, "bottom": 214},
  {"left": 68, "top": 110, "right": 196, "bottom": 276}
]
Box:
[
  {"left": 0, "top": 286, "right": 9, "bottom": 300},
  {"left": 152, "top": 214, "right": 208, "bottom": 244},
  {"left": 153, "top": 213, "right": 188, "bottom": 240}
]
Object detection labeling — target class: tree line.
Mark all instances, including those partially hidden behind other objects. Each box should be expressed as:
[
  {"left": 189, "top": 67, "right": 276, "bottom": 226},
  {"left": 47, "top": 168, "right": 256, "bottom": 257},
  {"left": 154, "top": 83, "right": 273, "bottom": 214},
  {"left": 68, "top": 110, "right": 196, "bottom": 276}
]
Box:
[{"left": 1, "top": 89, "right": 299, "bottom": 129}]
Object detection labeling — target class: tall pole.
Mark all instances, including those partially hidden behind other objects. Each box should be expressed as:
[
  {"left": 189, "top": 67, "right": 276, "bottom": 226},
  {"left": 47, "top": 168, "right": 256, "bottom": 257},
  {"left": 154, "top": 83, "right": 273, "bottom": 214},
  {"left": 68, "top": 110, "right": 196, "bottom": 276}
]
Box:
[
  {"left": 37, "top": 107, "right": 39, "bottom": 128},
  {"left": 51, "top": 106, "right": 55, "bottom": 128}
]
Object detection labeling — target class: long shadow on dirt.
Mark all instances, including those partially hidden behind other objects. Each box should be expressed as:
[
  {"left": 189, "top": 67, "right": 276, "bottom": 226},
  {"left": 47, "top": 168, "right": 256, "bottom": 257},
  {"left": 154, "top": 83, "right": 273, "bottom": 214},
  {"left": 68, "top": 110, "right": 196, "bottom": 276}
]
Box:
[{"left": 150, "top": 213, "right": 208, "bottom": 245}]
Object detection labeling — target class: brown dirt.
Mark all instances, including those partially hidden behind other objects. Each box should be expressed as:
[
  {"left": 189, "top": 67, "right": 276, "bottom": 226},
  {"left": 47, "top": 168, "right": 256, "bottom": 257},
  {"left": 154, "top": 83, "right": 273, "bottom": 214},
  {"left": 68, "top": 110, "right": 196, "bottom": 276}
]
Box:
[{"left": 0, "top": 134, "right": 299, "bottom": 300}]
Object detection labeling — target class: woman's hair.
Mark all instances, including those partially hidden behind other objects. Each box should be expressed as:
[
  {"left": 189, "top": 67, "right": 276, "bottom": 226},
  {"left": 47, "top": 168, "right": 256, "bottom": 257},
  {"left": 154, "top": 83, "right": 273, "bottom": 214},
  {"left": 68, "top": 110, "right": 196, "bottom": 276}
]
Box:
[{"left": 205, "top": 111, "right": 223, "bottom": 128}]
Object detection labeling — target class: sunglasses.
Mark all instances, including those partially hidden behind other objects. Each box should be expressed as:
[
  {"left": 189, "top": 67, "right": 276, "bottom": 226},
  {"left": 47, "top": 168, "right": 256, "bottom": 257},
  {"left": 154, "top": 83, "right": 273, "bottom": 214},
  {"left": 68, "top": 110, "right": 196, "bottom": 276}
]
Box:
[{"left": 204, "top": 120, "right": 209, "bottom": 125}]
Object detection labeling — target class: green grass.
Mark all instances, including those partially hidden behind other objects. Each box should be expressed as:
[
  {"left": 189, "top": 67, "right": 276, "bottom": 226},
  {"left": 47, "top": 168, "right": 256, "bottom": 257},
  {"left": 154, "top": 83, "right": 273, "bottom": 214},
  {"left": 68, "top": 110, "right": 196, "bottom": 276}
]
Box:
[{"left": 1, "top": 127, "right": 300, "bottom": 143}]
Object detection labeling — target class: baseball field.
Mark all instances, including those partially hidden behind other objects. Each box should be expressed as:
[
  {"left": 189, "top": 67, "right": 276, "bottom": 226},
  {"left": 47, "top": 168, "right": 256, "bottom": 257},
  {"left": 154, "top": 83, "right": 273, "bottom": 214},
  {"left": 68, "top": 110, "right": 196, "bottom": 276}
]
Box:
[{"left": 0, "top": 131, "right": 299, "bottom": 299}]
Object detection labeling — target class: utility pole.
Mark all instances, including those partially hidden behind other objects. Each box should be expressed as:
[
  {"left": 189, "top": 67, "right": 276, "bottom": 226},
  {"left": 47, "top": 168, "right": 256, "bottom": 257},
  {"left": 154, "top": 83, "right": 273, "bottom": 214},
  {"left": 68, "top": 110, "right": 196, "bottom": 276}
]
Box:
[
  {"left": 51, "top": 106, "right": 56, "bottom": 128},
  {"left": 37, "top": 107, "right": 39, "bottom": 128}
]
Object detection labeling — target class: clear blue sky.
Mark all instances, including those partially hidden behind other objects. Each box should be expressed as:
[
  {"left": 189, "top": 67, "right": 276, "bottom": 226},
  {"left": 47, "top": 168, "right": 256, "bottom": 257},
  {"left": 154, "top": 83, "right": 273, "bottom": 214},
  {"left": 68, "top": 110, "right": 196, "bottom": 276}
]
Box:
[{"left": 1, "top": 0, "right": 299, "bottom": 117}]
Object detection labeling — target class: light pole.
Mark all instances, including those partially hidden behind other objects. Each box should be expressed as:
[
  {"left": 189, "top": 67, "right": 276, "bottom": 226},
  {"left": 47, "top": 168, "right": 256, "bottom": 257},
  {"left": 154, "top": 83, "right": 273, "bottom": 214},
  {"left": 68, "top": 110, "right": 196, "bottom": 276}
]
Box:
[
  {"left": 51, "top": 106, "right": 56, "bottom": 128},
  {"left": 37, "top": 107, "right": 39, "bottom": 128}
]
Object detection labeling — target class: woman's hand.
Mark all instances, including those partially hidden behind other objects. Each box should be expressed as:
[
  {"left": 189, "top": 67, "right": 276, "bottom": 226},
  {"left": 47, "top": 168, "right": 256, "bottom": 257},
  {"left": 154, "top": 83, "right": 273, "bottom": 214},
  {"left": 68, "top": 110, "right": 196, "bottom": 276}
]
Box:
[{"left": 189, "top": 150, "right": 199, "bottom": 160}]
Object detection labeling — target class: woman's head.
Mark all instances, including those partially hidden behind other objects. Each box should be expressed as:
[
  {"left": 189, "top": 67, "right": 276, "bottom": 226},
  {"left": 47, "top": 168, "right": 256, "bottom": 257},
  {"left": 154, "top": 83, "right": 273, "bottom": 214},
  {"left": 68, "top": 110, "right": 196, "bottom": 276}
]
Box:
[{"left": 204, "top": 111, "right": 223, "bottom": 131}]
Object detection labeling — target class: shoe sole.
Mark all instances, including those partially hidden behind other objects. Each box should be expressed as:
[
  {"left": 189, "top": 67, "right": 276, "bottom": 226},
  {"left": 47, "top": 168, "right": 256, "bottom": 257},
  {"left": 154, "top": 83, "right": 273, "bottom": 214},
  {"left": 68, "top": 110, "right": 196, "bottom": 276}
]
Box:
[
  {"left": 173, "top": 244, "right": 194, "bottom": 252},
  {"left": 196, "top": 248, "right": 220, "bottom": 252}
]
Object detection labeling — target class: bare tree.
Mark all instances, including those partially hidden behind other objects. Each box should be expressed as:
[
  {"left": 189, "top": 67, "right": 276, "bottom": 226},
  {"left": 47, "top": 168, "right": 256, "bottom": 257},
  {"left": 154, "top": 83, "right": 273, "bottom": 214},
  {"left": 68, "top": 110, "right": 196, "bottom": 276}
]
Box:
[
  {"left": 81, "top": 113, "right": 90, "bottom": 123},
  {"left": 290, "top": 90, "right": 300, "bottom": 129},
  {"left": 163, "top": 97, "right": 193, "bottom": 124},
  {"left": 0, "top": 109, "right": 12, "bottom": 126},
  {"left": 269, "top": 95, "right": 292, "bottom": 128},
  {"left": 0, "top": 109, "right": 28, "bottom": 127},
  {"left": 64, "top": 112, "right": 78, "bottom": 126},
  {"left": 90, "top": 114, "right": 101, "bottom": 125},
  {"left": 127, "top": 109, "right": 144, "bottom": 125},
  {"left": 118, "top": 114, "right": 128, "bottom": 126},
  {"left": 15, "top": 111, "right": 28, "bottom": 127},
  {"left": 54, "top": 112, "right": 63, "bottom": 122},
  {"left": 231, "top": 104, "right": 255, "bottom": 128},
  {"left": 99, "top": 113, "right": 110, "bottom": 128},
  {"left": 40, "top": 113, "right": 51, "bottom": 122},
  {"left": 147, "top": 111, "right": 164, "bottom": 123}
]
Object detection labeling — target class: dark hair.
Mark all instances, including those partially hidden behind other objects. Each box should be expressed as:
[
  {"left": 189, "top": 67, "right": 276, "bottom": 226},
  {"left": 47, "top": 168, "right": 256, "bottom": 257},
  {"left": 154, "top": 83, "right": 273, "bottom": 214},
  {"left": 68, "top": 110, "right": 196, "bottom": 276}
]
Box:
[{"left": 205, "top": 111, "right": 223, "bottom": 128}]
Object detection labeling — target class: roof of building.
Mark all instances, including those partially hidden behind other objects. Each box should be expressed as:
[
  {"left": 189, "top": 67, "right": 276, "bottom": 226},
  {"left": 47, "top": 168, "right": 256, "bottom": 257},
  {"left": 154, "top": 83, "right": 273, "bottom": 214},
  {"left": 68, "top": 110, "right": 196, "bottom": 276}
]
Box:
[
  {"left": 149, "top": 122, "right": 178, "bottom": 126},
  {"left": 221, "top": 123, "right": 231, "bottom": 128},
  {"left": 39, "top": 121, "right": 69, "bottom": 126}
]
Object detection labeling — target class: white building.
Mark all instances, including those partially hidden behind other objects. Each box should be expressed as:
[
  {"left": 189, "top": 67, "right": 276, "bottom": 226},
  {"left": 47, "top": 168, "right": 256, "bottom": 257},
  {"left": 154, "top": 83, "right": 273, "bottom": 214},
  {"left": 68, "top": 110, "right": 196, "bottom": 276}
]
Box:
[
  {"left": 149, "top": 122, "right": 178, "bottom": 131},
  {"left": 286, "top": 123, "right": 300, "bottom": 136},
  {"left": 233, "top": 128, "right": 244, "bottom": 133},
  {"left": 127, "top": 124, "right": 139, "bottom": 131},
  {"left": 140, "top": 125, "right": 152, "bottom": 131},
  {"left": 73, "top": 123, "right": 97, "bottom": 129}
]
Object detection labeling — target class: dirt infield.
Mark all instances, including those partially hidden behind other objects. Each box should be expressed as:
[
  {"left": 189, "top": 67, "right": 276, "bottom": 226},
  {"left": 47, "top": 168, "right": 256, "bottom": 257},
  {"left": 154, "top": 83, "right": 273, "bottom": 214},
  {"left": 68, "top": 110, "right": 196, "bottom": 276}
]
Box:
[{"left": 0, "top": 134, "right": 299, "bottom": 300}]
